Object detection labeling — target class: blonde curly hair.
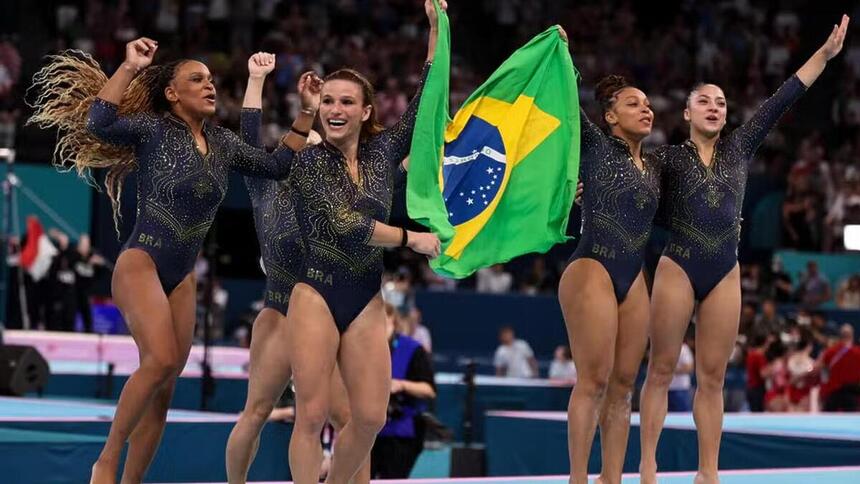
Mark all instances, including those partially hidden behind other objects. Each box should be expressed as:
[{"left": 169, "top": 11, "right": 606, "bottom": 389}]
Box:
[{"left": 27, "top": 50, "right": 187, "bottom": 232}]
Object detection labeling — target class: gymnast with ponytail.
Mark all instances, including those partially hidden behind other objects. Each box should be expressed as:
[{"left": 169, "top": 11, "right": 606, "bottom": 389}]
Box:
[
  {"left": 638, "top": 15, "right": 849, "bottom": 484},
  {"left": 28, "top": 38, "right": 295, "bottom": 483}
]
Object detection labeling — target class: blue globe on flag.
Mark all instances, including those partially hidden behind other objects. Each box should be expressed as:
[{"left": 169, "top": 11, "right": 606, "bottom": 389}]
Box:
[{"left": 441, "top": 116, "right": 507, "bottom": 226}]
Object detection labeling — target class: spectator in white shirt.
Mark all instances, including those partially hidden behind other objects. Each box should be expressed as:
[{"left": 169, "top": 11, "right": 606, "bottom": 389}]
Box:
[
  {"left": 477, "top": 264, "right": 513, "bottom": 294},
  {"left": 494, "top": 326, "right": 538, "bottom": 378},
  {"left": 549, "top": 345, "right": 577, "bottom": 383}
]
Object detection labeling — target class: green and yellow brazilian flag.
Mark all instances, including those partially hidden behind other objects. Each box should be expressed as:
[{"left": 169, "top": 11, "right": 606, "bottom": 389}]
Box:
[{"left": 407, "top": 1, "right": 580, "bottom": 278}]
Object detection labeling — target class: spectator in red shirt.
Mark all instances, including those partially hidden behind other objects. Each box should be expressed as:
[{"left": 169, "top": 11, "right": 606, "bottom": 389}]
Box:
[
  {"left": 818, "top": 324, "right": 860, "bottom": 411},
  {"left": 745, "top": 333, "right": 770, "bottom": 412}
]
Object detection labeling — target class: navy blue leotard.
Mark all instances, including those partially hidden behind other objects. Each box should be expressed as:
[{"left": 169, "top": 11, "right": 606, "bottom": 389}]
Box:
[
  {"left": 87, "top": 98, "right": 294, "bottom": 295},
  {"left": 569, "top": 109, "right": 661, "bottom": 302},
  {"left": 239, "top": 108, "right": 408, "bottom": 317},
  {"left": 240, "top": 108, "right": 304, "bottom": 315},
  {"left": 286, "top": 63, "right": 428, "bottom": 332},
  {"left": 656, "top": 75, "right": 806, "bottom": 300}
]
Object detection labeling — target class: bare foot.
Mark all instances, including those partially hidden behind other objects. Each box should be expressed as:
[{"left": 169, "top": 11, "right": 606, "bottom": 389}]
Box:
[
  {"left": 694, "top": 471, "right": 720, "bottom": 484},
  {"left": 90, "top": 460, "right": 117, "bottom": 484}
]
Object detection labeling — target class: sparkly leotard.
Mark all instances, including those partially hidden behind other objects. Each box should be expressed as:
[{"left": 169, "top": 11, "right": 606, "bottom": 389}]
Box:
[
  {"left": 569, "top": 109, "right": 661, "bottom": 302},
  {"left": 87, "top": 98, "right": 295, "bottom": 295},
  {"left": 656, "top": 75, "right": 806, "bottom": 300},
  {"left": 286, "top": 63, "right": 428, "bottom": 332},
  {"left": 240, "top": 108, "right": 303, "bottom": 315}
]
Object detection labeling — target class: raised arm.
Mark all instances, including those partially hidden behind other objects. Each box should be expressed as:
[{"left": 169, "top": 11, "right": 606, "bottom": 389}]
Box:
[
  {"left": 282, "top": 71, "right": 323, "bottom": 152},
  {"left": 734, "top": 15, "right": 848, "bottom": 159},
  {"left": 796, "top": 15, "right": 849, "bottom": 87},
  {"left": 241, "top": 53, "right": 321, "bottom": 154},
  {"left": 731, "top": 76, "right": 806, "bottom": 160},
  {"left": 377, "top": 0, "right": 447, "bottom": 168},
  {"left": 240, "top": 52, "right": 275, "bottom": 147},
  {"left": 424, "top": 0, "right": 448, "bottom": 64},
  {"left": 231, "top": 54, "right": 324, "bottom": 179},
  {"left": 97, "top": 37, "right": 156, "bottom": 104},
  {"left": 223, "top": 128, "right": 296, "bottom": 180},
  {"left": 558, "top": 27, "right": 604, "bottom": 172},
  {"left": 377, "top": 60, "right": 431, "bottom": 169},
  {"left": 87, "top": 38, "right": 158, "bottom": 145}
]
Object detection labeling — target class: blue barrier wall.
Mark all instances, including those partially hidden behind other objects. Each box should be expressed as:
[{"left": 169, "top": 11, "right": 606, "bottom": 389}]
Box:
[
  {"left": 215, "top": 285, "right": 860, "bottom": 363},
  {"left": 416, "top": 290, "right": 568, "bottom": 359}
]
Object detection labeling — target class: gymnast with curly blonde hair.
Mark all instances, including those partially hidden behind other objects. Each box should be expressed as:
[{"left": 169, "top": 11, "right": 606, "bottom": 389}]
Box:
[{"left": 28, "top": 37, "right": 297, "bottom": 483}]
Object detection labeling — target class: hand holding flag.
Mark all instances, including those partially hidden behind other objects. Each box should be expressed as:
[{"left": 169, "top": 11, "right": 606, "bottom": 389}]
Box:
[{"left": 407, "top": 13, "right": 580, "bottom": 278}]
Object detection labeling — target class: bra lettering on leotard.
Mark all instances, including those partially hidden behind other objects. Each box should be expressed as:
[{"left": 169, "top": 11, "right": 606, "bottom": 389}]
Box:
[
  {"left": 667, "top": 242, "right": 691, "bottom": 259},
  {"left": 267, "top": 290, "right": 290, "bottom": 305},
  {"left": 591, "top": 243, "right": 617, "bottom": 260},
  {"left": 306, "top": 267, "right": 334, "bottom": 286},
  {"left": 137, "top": 233, "right": 163, "bottom": 248}
]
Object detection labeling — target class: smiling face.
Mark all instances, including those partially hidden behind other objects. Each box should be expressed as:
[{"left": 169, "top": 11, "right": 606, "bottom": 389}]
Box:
[
  {"left": 604, "top": 86, "right": 653, "bottom": 140},
  {"left": 164, "top": 60, "right": 217, "bottom": 118},
  {"left": 685, "top": 83, "right": 727, "bottom": 138},
  {"left": 319, "top": 79, "right": 372, "bottom": 145}
]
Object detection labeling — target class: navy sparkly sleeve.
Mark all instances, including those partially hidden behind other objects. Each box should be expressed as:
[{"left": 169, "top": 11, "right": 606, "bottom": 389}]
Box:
[
  {"left": 578, "top": 107, "right": 605, "bottom": 175},
  {"left": 376, "top": 62, "right": 431, "bottom": 169},
  {"left": 86, "top": 98, "right": 155, "bottom": 146},
  {"left": 222, "top": 127, "right": 295, "bottom": 180},
  {"left": 731, "top": 75, "right": 806, "bottom": 161},
  {"left": 240, "top": 108, "right": 263, "bottom": 148},
  {"left": 240, "top": 108, "right": 270, "bottom": 198}
]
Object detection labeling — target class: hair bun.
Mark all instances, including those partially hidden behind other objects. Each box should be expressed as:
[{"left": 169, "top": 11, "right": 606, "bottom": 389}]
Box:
[{"left": 595, "top": 75, "right": 630, "bottom": 110}]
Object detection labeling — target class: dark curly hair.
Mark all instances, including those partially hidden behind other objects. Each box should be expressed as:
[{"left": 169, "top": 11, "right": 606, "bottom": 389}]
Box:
[{"left": 594, "top": 74, "right": 633, "bottom": 113}]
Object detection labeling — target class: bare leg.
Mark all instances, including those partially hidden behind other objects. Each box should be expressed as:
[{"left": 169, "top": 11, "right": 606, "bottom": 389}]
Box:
[
  {"left": 226, "top": 308, "right": 293, "bottom": 484},
  {"left": 558, "top": 260, "right": 619, "bottom": 484},
  {"left": 638, "top": 257, "right": 695, "bottom": 484},
  {"left": 596, "top": 272, "right": 650, "bottom": 484},
  {"left": 120, "top": 273, "right": 196, "bottom": 484},
  {"left": 90, "top": 250, "right": 186, "bottom": 484},
  {"left": 693, "top": 264, "right": 740, "bottom": 484},
  {"left": 287, "top": 284, "right": 340, "bottom": 484},
  {"left": 326, "top": 295, "right": 389, "bottom": 484},
  {"left": 328, "top": 366, "right": 370, "bottom": 484}
]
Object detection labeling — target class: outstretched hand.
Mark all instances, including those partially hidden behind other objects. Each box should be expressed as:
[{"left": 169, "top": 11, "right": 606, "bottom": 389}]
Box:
[
  {"left": 248, "top": 52, "right": 276, "bottom": 78},
  {"left": 425, "top": 0, "right": 448, "bottom": 29},
  {"left": 820, "top": 14, "right": 849, "bottom": 61}
]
